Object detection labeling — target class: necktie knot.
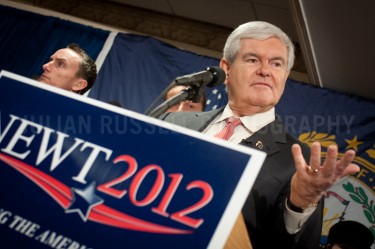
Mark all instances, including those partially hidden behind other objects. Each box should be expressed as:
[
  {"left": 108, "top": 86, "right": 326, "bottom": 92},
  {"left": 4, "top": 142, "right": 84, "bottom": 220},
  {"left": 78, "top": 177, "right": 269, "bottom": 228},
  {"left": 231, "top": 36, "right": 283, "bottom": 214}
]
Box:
[
  {"left": 227, "top": 116, "right": 242, "bottom": 126},
  {"left": 214, "top": 117, "right": 242, "bottom": 140}
]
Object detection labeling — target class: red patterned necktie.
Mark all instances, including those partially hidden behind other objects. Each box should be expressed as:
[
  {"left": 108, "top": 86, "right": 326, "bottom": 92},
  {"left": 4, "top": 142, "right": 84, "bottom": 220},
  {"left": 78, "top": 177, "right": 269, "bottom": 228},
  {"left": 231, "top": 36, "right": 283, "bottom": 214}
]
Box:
[{"left": 214, "top": 117, "right": 242, "bottom": 140}]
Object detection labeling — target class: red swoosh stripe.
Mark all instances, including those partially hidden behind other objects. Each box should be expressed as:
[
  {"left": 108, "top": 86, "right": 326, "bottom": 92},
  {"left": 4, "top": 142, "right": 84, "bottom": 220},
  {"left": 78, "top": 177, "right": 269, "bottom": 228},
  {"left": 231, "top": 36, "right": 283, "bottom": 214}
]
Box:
[
  {"left": 91, "top": 205, "right": 191, "bottom": 234},
  {"left": 0, "top": 153, "right": 192, "bottom": 234}
]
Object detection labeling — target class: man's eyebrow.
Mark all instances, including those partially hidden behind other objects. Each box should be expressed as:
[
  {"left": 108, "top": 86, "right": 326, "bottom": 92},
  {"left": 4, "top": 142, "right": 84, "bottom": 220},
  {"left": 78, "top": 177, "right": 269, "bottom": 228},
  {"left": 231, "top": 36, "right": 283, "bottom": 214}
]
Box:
[
  {"left": 243, "top": 53, "right": 287, "bottom": 64},
  {"left": 50, "top": 55, "right": 68, "bottom": 63},
  {"left": 242, "top": 52, "right": 258, "bottom": 58},
  {"left": 270, "top": 56, "right": 287, "bottom": 64},
  {"left": 271, "top": 56, "right": 286, "bottom": 61},
  {"left": 243, "top": 52, "right": 285, "bottom": 60},
  {"left": 55, "top": 57, "right": 68, "bottom": 63}
]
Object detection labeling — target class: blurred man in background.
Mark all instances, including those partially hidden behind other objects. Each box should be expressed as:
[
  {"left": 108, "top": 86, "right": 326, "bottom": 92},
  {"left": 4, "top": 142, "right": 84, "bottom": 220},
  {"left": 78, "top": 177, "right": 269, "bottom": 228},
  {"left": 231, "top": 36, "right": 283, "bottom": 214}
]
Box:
[
  {"left": 39, "top": 43, "right": 97, "bottom": 95},
  {"left": 164, "top": 85, "right": 206, "bottom": 112}
]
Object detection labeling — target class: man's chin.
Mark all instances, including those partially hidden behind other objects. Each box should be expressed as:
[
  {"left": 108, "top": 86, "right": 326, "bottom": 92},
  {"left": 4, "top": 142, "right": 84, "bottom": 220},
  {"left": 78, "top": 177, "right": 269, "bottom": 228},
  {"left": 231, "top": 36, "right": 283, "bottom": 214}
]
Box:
[{"left": 38, "top": 79, "right": 52, "bottom": 85}]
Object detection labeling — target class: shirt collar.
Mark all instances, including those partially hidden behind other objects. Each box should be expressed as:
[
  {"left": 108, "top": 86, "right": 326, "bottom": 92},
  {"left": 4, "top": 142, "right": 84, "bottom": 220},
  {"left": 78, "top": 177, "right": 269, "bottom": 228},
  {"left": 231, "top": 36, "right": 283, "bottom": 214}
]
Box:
[{"left": 213, "top": 105, "right": 275, "bottom": 133}]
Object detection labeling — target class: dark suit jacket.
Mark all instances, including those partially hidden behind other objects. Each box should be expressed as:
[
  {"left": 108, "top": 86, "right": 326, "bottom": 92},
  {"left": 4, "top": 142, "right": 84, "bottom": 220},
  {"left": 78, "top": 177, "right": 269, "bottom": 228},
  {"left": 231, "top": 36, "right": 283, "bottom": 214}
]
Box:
[{"left": 161, "top": 108, "right": 323, "bottom": 249}]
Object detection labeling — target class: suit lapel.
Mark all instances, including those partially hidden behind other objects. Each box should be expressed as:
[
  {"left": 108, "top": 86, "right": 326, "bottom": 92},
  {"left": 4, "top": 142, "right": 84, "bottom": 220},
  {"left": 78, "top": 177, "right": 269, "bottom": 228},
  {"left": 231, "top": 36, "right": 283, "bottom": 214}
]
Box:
[
  {"left": 240, "top": 118, "right": 286, "bottom": 156},
  {"left": 194, "top": 107, "right": 224, "bottom": 132}
]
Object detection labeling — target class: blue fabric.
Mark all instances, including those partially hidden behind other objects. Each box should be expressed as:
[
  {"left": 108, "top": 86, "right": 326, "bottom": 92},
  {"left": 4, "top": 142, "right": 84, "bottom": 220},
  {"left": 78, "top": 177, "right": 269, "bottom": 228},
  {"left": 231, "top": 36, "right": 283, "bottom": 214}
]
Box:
[
  {"left": 277, "top": 78, "right": 375, "bottom": 143},
  {"left": 0, "top": 5, "right": 109, "bottom": 79},
  {"left": 88, "top": 33, "right": 220, "bottom": 113}
]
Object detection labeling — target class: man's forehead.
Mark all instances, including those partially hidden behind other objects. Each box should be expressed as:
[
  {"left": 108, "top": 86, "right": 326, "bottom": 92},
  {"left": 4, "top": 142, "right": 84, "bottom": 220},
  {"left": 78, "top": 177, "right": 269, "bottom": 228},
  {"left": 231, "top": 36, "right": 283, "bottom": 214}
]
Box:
[
  {"left": 52, "top": 48, "right": 82, "bottom": 62},
  {"left": 240, "top": 37, "right": 286, "bottom": 48},
  {"left": 239, "top": 38, "right": 288, "bottom": 56}
]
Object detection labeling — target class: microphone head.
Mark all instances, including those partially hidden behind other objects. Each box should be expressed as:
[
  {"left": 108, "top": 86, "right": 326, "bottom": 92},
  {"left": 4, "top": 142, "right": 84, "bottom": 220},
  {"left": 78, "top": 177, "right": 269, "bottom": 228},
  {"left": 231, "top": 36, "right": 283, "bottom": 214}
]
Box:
[
  {"left": 174, "top": 66, "right": 226, "bottom": 87},
  {"left": 206, "top": 66, "right": 226, "bottom": 87}
]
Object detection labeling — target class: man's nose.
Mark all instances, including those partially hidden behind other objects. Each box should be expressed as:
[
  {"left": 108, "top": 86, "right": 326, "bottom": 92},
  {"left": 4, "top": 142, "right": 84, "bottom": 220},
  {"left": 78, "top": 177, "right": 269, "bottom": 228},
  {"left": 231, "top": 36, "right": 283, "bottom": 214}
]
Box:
[
  {"left": 256, "top": 61, "right": 271, "bottom": 77},
  {"left": 42, "top": 61, "right": 52, "bottom": 71},
  {"left": 177, "top": 102, "right": 187, "bottom": 111}
]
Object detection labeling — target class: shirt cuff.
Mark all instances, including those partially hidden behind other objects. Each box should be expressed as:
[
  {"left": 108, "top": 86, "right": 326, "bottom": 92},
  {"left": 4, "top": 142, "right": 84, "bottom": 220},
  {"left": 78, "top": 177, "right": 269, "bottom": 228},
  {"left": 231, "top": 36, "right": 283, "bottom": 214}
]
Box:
[{"left": 284, "top": 199, "right": 316, "bottom": 234}]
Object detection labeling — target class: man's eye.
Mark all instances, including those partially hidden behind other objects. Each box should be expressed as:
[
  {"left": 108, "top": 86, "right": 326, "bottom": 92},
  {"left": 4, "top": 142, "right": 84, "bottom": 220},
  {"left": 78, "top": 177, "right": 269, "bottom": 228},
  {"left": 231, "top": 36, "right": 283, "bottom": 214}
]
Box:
[
  {"left": 247, "top": 58, "right": 258, "bottom": 63},
  {"left": 271, "top": 61, "right": 283, "bottom": 68}
]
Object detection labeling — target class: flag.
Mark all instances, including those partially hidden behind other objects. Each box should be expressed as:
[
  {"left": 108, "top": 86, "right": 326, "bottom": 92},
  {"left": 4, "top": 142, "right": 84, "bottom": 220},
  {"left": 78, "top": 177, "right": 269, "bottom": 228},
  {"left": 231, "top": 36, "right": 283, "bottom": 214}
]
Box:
[{"left": 277, "top": 79, "right": 375, "bottom": 246}]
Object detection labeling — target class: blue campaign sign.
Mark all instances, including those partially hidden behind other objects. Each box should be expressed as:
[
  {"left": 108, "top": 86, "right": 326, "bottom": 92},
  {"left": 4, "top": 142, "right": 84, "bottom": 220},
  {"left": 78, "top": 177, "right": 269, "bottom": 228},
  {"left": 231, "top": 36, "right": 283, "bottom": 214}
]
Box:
[{"left": 0, "top": 71, "right": 266, "bottom": 249}]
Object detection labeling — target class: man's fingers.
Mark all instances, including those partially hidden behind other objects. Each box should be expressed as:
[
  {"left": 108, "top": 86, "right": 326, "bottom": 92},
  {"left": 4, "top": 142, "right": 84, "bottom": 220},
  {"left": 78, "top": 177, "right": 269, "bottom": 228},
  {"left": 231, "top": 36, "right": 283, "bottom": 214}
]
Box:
[
  {"left": 321, "top": 145, "right": 338, "bottom": 176},
  {"left": 309, "top": 142, "right": 321, "bottom": 171},
  {"left": 292, "top": 143, "right": 306, "bottom": 171},
  {"left": 337, "top": 150, "right": 359, "bottom": 176}
]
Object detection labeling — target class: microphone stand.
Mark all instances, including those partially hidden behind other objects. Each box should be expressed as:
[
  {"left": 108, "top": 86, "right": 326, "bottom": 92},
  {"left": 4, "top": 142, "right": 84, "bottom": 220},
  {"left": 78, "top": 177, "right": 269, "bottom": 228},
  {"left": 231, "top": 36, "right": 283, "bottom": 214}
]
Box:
[{"left": 147, "top": 85, "right": 201, "bottom": 118}]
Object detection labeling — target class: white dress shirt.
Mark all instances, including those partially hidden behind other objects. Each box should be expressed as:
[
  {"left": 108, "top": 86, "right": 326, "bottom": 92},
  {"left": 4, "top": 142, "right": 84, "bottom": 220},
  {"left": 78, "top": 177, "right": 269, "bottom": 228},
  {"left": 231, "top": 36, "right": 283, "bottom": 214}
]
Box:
[
  {"left": 203, "top": 104, "right": 315, "bottom": 234},
  {"left": 203, "top": 105, "right": 275, "bottom": 142}
]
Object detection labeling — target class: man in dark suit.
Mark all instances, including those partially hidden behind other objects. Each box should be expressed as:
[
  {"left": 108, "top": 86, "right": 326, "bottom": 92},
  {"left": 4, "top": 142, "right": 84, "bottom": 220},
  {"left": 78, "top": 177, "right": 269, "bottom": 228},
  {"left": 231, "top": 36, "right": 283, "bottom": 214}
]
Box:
[{"left": 161, "top": 21, "right": 359, "bottom": 248}]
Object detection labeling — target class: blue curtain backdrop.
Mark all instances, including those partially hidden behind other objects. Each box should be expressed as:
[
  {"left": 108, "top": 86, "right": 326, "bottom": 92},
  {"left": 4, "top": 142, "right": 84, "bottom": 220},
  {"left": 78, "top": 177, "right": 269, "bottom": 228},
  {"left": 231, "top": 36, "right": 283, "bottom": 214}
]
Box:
[
  {"left": 1, "top": 3, "right": 375, "bottom": 245},
  {"left": 0, "top": 5, "right": 109, "bottom": 79},
  {"left": 88, "top": 33, "right": 222, "bottom": 114}
]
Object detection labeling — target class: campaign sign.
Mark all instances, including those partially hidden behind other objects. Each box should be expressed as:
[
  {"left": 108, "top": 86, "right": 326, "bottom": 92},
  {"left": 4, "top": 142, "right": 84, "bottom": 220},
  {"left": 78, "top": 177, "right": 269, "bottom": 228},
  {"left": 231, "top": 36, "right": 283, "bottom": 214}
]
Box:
[{"left": 0, "top": 71, "right": 266, "bottom": 249}]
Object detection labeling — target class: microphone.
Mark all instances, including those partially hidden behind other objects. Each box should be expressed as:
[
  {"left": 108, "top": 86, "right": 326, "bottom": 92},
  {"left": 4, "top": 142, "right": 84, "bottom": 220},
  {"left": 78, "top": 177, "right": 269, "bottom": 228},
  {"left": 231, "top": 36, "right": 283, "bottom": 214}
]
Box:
[{"left": 174, "top": 66, "right": 225, "bottom": 88}]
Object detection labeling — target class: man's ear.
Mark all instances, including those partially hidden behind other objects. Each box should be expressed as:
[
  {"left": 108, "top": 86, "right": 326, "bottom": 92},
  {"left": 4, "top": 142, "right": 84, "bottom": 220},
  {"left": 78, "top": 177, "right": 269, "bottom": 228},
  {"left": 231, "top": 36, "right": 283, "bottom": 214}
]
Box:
[
  {"left": 219, "top": 58, "right": 230, "bottom": 85},
  {"left": 72, "top": 80, "right": 88, "bottom": 91}
]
